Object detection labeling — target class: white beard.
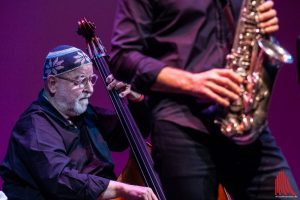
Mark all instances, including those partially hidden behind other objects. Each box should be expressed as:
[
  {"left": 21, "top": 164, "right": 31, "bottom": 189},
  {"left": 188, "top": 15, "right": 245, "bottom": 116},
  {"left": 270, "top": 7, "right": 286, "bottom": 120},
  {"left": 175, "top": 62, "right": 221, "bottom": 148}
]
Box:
[
  {"left": 56, "top": 93, "right": 91, "bottom": 117},
  {"left": 73, "top": 97, "right": 89, "bottom": 115}
]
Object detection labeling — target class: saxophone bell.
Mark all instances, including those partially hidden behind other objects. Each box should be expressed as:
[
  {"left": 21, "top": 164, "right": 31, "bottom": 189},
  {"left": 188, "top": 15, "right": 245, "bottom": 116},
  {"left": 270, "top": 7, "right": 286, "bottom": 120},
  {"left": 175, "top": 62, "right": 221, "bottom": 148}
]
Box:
[{"left": 258, "top": 38, "right": 293, "bottom": 63}]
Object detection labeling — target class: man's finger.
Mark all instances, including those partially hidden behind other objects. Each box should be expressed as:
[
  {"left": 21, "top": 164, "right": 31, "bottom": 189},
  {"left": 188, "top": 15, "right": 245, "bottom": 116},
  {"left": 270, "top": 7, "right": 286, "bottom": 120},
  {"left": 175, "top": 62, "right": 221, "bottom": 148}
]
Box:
[
  {"left": 107, "top": 79, "right": 117, "bottom": 90},
  {"left": 258, "top": 17, "right": 278, "bottom": 29},
  {"left": 257, "top": 0, "right": 274, "bottom": 12},
  {"left": 263, "top": 25, "right": 279, "bottom": 33},
  {"left": 106, "top": 74, "right": 114, "bottom": 83},
  {"left": 257, "top": 9, "right": 277, "bottom": 22},
  {"left": 206, "top": 81, "right": 240, "bottom": 101}
]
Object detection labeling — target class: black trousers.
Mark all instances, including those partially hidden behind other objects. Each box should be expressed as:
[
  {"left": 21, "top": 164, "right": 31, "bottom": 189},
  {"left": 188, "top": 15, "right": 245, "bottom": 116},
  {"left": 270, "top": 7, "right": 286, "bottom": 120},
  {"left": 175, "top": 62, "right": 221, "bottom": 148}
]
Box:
[{"left": 151, "top": 120, "right": 299, "bottom": 200}]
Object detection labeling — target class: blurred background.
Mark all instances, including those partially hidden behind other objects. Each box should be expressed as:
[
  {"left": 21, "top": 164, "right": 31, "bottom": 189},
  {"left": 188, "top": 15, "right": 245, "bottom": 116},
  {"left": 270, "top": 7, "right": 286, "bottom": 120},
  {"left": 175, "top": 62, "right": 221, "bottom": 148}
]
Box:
[{"left": 0, "top": 0, "right": 299, "bottom": 188}]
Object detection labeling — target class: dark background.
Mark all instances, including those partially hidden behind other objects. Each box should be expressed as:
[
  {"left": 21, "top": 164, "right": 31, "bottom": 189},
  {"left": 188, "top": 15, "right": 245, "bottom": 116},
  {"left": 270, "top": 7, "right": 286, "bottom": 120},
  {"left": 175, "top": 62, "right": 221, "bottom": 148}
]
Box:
[{"left": 0, "top": 0, "right": 299, "bottom": 187}]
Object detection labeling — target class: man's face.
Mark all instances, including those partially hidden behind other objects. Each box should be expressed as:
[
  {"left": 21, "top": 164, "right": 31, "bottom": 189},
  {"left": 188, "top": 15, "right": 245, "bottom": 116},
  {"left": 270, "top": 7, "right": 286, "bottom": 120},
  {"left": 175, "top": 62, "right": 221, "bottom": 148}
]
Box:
[{"left": 53, "top": 64, "right": 95, "bottom": 118}]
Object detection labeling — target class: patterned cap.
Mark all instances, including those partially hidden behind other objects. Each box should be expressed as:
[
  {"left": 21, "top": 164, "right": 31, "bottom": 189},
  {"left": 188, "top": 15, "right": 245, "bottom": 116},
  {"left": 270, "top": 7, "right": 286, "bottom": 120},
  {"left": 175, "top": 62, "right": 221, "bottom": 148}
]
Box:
[{"left": 43, "top": 45, "right": 92, "bottom": 79}]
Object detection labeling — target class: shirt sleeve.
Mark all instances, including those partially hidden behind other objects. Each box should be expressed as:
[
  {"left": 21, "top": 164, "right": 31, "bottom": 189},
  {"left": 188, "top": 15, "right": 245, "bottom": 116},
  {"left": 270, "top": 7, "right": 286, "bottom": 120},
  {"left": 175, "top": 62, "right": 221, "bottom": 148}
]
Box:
[
  {"left": 13, "top": 112, "right": 110, "bottom": 199},
  {"left": 90, "top": 102, "right": 151, "bottom": 151},
  {"left": 89, "top": 106, "right": 129, "bottom": 151},
  {"left": 110, "top": 0, "right": 166, "bottom": 94}
]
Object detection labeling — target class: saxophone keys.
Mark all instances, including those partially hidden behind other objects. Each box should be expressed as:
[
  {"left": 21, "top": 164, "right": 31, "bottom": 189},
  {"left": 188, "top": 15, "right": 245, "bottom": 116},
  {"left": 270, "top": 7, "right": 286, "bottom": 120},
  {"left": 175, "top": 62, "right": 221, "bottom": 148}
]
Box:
[
  {"left": 220, "top": 118, "right": 239, "bottom": 137},
  {"left": 241, "top": 115, "right": 254, "bottom": 132},
  {"left": 236, "top": 67, "right": 247, "bottom": 77},
  {"left": 230, "top": 98, "right": 243, "bottom": 112}
]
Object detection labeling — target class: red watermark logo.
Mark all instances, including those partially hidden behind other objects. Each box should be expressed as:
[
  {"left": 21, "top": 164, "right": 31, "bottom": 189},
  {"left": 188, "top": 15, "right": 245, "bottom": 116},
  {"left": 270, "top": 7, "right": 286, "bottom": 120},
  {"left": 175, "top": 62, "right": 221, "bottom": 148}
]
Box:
[{"left": 275, "top": 170, "right": 297, "bottom": 198}]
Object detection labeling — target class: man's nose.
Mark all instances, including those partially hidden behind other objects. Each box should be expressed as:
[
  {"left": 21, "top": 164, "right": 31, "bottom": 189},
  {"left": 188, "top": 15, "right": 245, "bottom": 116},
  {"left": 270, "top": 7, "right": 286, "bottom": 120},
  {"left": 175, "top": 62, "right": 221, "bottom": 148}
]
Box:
[{"left": 84, "top": 80, "right": 94, "bottom": 93}]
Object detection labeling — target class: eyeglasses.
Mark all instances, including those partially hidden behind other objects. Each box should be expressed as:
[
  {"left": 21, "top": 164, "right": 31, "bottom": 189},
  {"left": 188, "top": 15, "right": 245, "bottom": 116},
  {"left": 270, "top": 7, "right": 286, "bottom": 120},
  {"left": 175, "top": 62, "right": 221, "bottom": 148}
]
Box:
[{"left": 56, "top": 74, "right": 98, "bottom": 89}]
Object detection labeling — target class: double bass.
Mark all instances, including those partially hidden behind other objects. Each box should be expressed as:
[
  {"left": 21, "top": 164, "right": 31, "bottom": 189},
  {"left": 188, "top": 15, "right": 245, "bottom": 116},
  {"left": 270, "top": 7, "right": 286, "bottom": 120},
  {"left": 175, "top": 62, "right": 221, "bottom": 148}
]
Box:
[
  {"left": 77, "top": 18, "right": 230, "bottom": 200},
  {"left": 77, "top": 18, "right": 166, "bottom": 200}
]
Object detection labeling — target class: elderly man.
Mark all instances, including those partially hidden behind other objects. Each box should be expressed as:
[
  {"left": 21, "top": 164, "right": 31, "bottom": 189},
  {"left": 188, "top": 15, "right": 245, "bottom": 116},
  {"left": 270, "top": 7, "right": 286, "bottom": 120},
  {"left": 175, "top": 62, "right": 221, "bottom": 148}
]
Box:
[{"left": 0, "top": 45, "right": 157, "bottom": 200}]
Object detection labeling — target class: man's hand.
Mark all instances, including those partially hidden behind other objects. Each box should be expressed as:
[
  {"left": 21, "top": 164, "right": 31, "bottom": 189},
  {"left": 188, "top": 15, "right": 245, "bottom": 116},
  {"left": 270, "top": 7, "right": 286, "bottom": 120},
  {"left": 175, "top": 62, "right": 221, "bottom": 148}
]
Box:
[
  {"left": 152, "top": 67, "right": 243, "bottom": 107},
  {"left": 106, "top": 74, "right": 144, "bottom": 102},
  {"left": 98, "top": 181, "right": 158, "bottom": 200},
  {"left": 257, "top": 0, "right": 279, "bottom": 34},
  {"left": 187, "top": 68, "right": 243, "bottom": 107}
]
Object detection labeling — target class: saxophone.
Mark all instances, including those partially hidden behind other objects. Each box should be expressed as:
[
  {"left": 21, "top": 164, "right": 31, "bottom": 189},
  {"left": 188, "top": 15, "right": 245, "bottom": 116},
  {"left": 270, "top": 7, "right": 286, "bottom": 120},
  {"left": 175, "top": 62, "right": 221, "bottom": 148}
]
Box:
[{"left": 215, "top": 0, "right": 293, "bottom": 144}]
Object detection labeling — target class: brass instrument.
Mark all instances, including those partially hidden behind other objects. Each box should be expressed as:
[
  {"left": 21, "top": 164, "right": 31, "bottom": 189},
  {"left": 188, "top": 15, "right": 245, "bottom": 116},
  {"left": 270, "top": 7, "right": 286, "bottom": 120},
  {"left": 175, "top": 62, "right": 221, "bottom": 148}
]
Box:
[{"left": 215, "top": 0, "right": 293, "bottom": 144}]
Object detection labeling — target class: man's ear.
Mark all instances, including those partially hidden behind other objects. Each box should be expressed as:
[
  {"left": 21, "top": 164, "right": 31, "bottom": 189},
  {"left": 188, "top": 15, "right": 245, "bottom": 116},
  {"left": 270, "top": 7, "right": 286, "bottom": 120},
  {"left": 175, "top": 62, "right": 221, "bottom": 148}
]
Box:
[{"left": 47, "top": 76, "right": 57, "bottom": 94}]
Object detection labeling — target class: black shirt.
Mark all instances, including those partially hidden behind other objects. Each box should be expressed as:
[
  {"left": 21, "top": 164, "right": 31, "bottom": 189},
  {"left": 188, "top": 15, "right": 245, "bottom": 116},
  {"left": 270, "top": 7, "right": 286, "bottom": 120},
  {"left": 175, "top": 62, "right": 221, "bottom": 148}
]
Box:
[
  {"left": 110, "top": 0, "right": 243, "bottom": 132},
  {"left": 0, "top": 90, "right": 127, "bottom": 199}
]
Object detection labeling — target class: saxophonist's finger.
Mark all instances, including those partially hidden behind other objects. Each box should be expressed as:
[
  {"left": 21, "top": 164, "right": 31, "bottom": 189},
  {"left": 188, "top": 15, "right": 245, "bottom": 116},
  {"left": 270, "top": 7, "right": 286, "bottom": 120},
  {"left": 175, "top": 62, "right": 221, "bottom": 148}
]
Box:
[
  {"left": 256, "top": 9, "right": 277, "bottom": 23},
  {"left": 211, "top": 76, "right": 241, "bottom": 94},
  {"left": 257, "top": 0, "right": 274, "bottom": 12},
  {"left": 258, "top": 17, "right": 278, "bottom": 28},
  {"left": 201, "top": 88, "right": 230, "bottom": 107},
  {"left": 263, "top": 24, "right": 279, "bottom": 34},
  {"left": 206, "top": 82, "right": 240, "bottom": 101}
]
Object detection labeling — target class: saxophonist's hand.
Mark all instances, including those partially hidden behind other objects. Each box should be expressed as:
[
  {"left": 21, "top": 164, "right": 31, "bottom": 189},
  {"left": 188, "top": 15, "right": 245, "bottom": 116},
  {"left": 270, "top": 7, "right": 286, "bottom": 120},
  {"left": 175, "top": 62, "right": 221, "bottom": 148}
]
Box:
[
  {"left": 256, "top": 0, "right": 279, "bottom": 34},
  {"left": 153, "top": 67, "right": 243, "bottom": 107}
]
